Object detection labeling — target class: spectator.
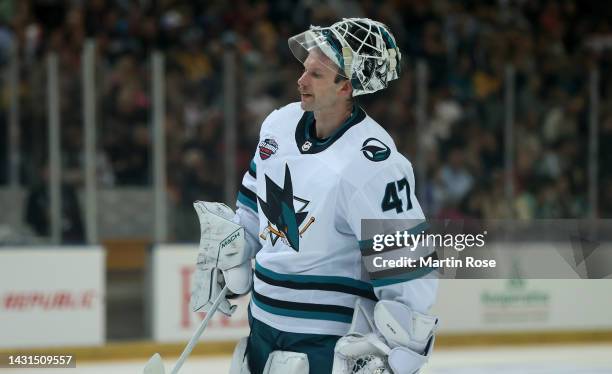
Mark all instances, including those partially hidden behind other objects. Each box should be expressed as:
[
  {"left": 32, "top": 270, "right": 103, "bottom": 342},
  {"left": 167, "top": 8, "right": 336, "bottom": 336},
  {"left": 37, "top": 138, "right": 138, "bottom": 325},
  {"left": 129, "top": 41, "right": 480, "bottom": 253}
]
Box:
[{"left": 25, "top": 166, "right": 84, "bottom": 243}]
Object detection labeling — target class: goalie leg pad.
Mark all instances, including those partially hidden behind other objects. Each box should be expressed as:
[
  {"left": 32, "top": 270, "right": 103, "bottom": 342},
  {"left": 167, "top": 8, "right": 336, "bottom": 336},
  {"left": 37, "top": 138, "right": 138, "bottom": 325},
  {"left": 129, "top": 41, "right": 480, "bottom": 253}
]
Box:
[
  {"left": 262, "top": 350, "right": 309, "bottom": 374},
  {"left": 229, "top": 337, "right": 251, "bottom": 374}
]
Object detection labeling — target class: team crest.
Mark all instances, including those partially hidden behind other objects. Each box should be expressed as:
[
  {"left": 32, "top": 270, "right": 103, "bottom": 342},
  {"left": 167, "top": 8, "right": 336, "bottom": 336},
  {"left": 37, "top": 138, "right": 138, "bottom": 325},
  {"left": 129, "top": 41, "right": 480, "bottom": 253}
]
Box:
[
  {"left": 257, "top": 164, "right": 315, "bottom": 252},
  {"left": 259, "top": 138, "right": 278, "bottom": 160},
  {"left": 361, "top": 138, "right": 390, "bottom": 162}
]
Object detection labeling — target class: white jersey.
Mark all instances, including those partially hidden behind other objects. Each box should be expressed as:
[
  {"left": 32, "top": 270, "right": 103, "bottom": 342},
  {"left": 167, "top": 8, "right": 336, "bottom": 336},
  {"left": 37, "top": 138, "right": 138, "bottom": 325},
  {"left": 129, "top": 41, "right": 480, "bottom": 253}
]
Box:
[{"left": 235, "top": 102, "right": 437, "bottom": 336}]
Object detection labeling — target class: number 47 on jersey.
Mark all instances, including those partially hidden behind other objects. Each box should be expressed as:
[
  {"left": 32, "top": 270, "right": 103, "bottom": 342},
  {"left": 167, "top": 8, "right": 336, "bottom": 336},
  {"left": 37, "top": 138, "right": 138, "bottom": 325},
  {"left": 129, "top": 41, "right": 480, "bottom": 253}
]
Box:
[{"left": 381, "top": 177, "right": 412, "bottom": 213}]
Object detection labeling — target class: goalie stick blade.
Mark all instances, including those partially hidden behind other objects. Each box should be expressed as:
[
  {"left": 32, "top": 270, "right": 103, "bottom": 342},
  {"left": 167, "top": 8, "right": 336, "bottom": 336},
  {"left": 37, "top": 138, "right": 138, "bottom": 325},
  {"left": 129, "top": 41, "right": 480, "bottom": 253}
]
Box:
[{"left": 143, "top": 353, "right": 165, "bottom": 374}]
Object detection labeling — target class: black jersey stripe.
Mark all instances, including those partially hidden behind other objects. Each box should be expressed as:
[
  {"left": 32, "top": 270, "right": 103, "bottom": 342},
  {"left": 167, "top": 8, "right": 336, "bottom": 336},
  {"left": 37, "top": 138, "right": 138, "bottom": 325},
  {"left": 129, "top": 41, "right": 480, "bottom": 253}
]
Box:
[
  {"left": 255, "top": 268, "right": 378, "bottom": 301},
  {"left": 252, "top": 290, "right": 354, "bottom": 317},
  {"left": 239, "top": 184, "right": 257, "bottom": 202}
]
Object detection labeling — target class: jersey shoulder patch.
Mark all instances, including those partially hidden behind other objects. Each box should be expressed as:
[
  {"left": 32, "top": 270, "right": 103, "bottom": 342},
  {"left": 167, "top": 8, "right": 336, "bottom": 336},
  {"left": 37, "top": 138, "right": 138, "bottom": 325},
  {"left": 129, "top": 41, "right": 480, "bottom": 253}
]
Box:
[
  {"left": 360, "top": 137, "right": 391, "bottom": 162},
  {"left": 339, "top": 118, "right": 408, "bottom": 188},
  {"left": 351, "top": 117, "right": 397, "bottom": 163}
]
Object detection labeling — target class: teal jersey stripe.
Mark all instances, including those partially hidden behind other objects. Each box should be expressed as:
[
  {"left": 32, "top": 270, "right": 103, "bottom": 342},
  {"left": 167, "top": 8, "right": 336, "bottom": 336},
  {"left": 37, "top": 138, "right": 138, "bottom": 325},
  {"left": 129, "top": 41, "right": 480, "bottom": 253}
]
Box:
[
  {"left": 359, "top": 221, "right": 430, "bottom": 252},
  {"left": 370, "top": 266, "right": 435, "bottom": 287},
  {"left": 256, "top": 261, "right": 372, "bottom": 292},
  {"left": 251, "top": 293, "right": 353, "bottom": 324},
  {"left": 237, "top": 191, "right": 258, "bottom": 212},
  {"left": 250, "top": 159, "right": 257, "bottom": 173}
]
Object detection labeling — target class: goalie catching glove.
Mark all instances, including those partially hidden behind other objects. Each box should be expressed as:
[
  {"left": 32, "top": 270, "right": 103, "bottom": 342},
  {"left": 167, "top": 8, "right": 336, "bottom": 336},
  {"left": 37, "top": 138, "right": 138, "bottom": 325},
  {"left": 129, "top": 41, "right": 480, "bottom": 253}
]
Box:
[
  {"left": 332, "top": 299, "right": 438, "bottom": 374},
  {"left": 190, "top": 201, "right": 253, "bottom": 316}
]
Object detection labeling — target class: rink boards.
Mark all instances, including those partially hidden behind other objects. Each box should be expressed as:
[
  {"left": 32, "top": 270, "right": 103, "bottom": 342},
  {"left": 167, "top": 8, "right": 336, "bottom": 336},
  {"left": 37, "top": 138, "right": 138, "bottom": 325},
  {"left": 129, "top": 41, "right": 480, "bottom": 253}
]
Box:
[
  {"left": 0, "top": 246, "right": 105, "bottom": 348},
  {"left": 150, "top": 245, "right": 612, "bottom": 342},
  {"left": 1, "top": 244, "right": 611, "bottom": 349}
]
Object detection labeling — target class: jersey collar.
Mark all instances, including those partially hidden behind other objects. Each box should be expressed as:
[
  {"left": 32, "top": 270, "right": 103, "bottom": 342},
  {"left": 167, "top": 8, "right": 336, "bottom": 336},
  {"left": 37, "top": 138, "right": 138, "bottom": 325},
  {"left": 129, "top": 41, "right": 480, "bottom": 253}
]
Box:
[{"left": 295, "top": 105, "right": 366, "bottom": 154}]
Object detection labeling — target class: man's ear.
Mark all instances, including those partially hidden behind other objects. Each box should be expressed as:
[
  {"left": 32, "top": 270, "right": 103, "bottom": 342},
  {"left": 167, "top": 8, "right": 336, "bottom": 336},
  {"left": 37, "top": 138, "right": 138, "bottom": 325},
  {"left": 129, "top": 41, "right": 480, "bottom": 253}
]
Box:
[{"left": 338, "top": 79, "right": 353, "bottom": 99}]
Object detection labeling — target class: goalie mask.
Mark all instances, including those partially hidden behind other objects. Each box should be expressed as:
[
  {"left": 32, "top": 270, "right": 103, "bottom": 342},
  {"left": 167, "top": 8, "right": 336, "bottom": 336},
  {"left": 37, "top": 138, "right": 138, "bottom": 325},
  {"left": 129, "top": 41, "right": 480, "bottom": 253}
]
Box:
[{"left": 289, "top": 18, "right": 402, "bottom": 97}]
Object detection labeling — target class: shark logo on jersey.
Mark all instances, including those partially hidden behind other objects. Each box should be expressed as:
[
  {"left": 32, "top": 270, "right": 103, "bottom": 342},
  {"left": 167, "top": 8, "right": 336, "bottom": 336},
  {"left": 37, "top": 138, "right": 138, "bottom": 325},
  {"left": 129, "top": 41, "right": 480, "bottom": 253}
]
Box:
[
  {"left": 257, "top": 164, "right": 315, "bottom": 251},
  {"left": 361, "top": 138, "right": 391, "bottom": 162}
]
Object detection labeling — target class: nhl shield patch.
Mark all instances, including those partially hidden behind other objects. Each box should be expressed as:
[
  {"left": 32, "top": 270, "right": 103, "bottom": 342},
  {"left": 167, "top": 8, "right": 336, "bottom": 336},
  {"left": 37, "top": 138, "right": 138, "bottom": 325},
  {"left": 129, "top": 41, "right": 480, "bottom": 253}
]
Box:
[{"left": 259, "top": 138, "right": 278, "bottom": 160}]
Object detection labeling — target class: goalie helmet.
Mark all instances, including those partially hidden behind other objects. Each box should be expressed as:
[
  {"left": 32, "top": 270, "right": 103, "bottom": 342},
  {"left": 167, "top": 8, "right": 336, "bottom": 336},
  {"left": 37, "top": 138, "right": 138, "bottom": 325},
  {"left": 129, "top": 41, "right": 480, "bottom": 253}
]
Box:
[{"left": 288, "top": 18, "right": 402, "bottom": 97}]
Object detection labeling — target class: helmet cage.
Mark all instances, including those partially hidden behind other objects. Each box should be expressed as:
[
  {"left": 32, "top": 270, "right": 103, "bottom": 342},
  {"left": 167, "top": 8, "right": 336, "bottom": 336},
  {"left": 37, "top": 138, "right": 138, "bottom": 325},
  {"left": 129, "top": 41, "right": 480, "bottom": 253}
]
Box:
[{"left": 288, "top": 18, "right": 402, "bottom": 96}]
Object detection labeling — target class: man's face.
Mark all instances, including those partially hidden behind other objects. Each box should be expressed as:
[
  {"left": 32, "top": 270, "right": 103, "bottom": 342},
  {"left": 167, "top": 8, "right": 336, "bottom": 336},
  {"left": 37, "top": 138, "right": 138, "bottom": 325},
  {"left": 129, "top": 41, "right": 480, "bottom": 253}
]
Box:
[{"left": 297, "top": 49, "right": 347, "bottom": 112}]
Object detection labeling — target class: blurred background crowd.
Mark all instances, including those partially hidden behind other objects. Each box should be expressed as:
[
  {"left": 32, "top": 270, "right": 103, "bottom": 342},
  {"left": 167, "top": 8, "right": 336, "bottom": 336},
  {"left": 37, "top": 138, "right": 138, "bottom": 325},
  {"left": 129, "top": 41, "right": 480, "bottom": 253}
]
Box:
[{"left": 0, "top": 0, "right": 611, "bottom": 243}]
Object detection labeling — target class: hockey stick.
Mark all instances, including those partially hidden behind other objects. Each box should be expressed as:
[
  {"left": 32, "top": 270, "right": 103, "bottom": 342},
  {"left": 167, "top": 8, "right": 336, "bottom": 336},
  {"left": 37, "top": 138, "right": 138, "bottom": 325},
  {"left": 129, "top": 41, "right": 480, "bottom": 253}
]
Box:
[{"left": 143, "top": 282, "right": 230, "bottom": 374}]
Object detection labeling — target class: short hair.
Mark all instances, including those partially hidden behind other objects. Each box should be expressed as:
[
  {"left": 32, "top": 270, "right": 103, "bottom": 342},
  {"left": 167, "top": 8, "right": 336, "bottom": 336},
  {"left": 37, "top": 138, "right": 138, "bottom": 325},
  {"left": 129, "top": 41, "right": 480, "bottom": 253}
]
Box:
[
  {"left": 333, "top": 67, "right": 353, "bottom": 104},
  {"left": 334, "top": 71, "right": 347, "bottom": 84}
]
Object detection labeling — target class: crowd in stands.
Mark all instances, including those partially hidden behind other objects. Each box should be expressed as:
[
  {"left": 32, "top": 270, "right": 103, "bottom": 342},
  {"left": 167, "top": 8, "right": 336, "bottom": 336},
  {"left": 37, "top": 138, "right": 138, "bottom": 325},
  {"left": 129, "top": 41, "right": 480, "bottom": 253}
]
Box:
[{"left": 0, "top": 0, "right": 611, "bottom": 241}]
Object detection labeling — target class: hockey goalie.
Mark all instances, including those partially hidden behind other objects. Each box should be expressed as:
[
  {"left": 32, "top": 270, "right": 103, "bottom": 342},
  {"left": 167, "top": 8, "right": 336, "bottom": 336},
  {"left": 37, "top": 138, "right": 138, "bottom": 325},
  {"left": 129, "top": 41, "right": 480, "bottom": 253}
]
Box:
[{"left": 190, "top": 17, "right": 438, "bottom": 374}]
